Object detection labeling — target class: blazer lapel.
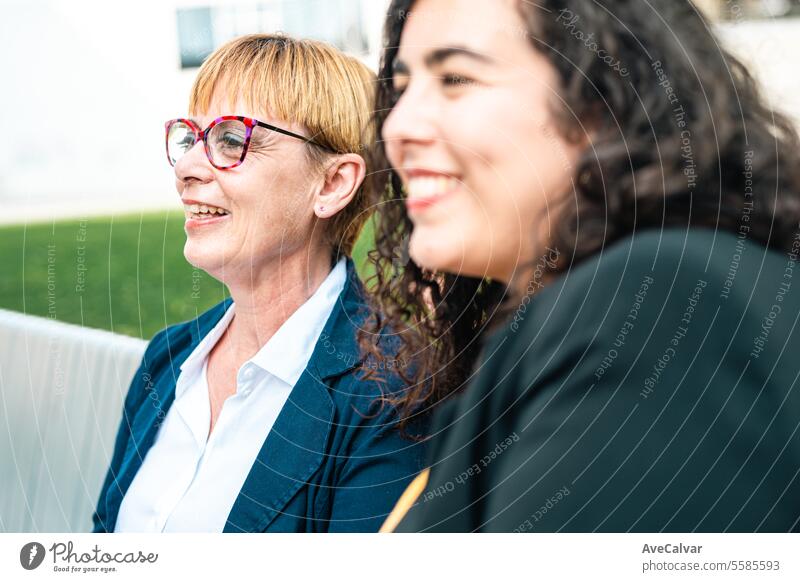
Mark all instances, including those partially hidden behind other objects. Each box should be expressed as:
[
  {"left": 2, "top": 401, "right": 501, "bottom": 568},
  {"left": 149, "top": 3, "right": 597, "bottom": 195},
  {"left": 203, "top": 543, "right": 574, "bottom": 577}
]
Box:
[
  {"left": 223, "top": 366, "right": 334, "bottom": 533},
  {"left": 111, "top": 373, "right": 179, "bottom": 508},
  {"left": 224, "top": 260, "right": 367, "bottom": 532}
]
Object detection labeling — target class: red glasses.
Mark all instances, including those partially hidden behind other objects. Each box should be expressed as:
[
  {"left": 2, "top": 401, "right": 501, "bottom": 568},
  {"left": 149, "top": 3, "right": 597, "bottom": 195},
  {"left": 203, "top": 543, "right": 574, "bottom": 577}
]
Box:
[{"left": 165, "top": 116, "right": 332, "bottom": 170}]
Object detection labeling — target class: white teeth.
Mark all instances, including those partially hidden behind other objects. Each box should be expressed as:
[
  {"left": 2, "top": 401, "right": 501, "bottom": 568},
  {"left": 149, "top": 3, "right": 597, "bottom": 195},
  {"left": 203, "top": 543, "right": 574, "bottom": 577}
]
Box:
[
  {"left": 406, "top": 176, "right": 458, "bottom": 199},
  {"left": 183, "top": 203, "right": 230, "bottom": 216}
]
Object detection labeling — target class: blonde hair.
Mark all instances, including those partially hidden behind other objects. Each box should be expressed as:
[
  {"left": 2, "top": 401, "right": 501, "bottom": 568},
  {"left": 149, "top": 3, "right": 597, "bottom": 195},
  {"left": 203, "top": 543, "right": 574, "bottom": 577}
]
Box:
[{"left": 189, "top": 33, "right": 376, "bottom": 258}]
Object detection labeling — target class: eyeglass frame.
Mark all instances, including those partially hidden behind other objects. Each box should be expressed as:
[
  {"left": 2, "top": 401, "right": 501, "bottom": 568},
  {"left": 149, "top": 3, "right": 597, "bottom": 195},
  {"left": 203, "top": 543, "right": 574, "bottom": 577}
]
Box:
[{"left": 164, "top": 115, "right": 335, "bottom": 170}]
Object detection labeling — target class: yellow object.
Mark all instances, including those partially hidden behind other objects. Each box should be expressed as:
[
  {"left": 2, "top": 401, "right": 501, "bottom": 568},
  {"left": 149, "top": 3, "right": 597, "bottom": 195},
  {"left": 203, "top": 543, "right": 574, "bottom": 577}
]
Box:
[{"left": 379, "top": 468, "right": 430, "bottom": 533}]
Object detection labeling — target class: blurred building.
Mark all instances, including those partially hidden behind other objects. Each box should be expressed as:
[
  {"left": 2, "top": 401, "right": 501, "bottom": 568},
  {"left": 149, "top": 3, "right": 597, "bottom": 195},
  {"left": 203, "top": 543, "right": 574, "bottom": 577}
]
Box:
[
  {"left": 0, "top": 0, "right": 389, "bottom": 223},
  {"left": 0, "top": 0, "right": 798, "bottom": 224}
]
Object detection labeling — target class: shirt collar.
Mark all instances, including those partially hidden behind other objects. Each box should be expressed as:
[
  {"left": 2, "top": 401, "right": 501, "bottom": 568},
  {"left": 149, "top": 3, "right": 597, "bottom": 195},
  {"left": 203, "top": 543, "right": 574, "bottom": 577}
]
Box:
[{"left": 178, "top": 258, "right": 347, "bottom": 392}]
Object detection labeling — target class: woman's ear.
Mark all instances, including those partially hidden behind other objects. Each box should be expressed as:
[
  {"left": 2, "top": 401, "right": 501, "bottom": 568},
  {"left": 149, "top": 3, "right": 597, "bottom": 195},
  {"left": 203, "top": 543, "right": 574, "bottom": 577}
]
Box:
[{"left": 313, "top": 153, "right": 366, "bottom": 219}]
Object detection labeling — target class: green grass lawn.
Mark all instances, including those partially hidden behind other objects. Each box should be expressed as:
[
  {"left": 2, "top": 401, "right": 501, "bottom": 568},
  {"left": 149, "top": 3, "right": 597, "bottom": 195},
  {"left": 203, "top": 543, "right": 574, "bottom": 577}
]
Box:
[{"left": 0, "top": 211, "right": 373, "bottom": 340}]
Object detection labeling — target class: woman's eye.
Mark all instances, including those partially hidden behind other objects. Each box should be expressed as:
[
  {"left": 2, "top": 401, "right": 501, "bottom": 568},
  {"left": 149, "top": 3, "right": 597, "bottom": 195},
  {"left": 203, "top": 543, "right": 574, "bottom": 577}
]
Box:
[
  {"left": 386, "top": 72, "right": 476, "bottom": 105},
  {"left": 219, "top": 132, "right": 245, "bottom": 149},
  {"left": 442, "top": 73, "right": 475, "bottom": 88}
]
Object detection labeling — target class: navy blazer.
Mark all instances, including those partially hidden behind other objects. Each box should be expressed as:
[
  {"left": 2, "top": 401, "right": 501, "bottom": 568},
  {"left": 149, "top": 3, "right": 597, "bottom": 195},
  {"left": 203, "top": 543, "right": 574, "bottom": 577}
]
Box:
[{"left": 92, "top": 260, "right": 428, "bottom": 532}]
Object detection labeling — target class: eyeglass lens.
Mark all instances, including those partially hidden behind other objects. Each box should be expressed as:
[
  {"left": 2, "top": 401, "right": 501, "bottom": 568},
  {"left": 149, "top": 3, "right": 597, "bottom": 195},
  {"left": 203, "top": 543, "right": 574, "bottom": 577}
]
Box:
[{"left": 167, "top": 120, "right": 249, "bottom": 168}]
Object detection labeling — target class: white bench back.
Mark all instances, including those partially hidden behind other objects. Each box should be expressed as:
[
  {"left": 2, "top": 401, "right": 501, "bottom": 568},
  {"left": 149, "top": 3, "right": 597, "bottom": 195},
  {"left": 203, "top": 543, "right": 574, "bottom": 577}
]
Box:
[{"left": 0, "top": 309, "right": 146, "bottom": 532}]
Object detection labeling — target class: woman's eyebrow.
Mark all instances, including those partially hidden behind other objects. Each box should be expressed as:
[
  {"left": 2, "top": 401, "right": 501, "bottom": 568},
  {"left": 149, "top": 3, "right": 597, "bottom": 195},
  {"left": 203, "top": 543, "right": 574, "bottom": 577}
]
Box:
[
  {"left": 424, "top": 46, "right": 495, "bottom": 68},
  {"left": 393, "top": 45, "right": 495, "bottom": 76}
]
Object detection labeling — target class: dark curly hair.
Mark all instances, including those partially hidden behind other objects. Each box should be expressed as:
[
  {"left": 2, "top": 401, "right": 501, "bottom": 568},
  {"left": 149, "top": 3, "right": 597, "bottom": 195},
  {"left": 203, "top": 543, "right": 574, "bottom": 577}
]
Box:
[{"left": 361, "top": 0, "right": 800, "bottom": 434}]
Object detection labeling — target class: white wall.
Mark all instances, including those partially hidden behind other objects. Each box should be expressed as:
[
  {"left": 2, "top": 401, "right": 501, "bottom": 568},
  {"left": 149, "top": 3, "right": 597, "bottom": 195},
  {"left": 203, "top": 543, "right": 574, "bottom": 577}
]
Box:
[
  {"left": 0, "top": 0, "right": 187, "bottom": 221},
  {"left": 717, "top": 17, "right": 800, "bottom": 126}
]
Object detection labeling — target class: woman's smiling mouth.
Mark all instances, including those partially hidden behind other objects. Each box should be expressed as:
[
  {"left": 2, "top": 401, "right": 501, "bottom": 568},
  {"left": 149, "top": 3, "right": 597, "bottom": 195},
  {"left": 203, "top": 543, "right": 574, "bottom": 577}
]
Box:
[
  {"left": 183, "top": 201, "right": 232, "bottom": 229},
  {"left": 404, "top": 172, "right": 460, "bottom": 213}
]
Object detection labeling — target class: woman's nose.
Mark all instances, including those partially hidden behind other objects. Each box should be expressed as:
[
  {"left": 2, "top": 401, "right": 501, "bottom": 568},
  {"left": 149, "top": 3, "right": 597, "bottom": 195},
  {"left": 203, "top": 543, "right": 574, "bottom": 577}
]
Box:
[
  {"left": 174, "top": 141, "right": 214, "bottom": 186},
  {"left": 382, "top": 78, "right": 440, "bottom": 159}
]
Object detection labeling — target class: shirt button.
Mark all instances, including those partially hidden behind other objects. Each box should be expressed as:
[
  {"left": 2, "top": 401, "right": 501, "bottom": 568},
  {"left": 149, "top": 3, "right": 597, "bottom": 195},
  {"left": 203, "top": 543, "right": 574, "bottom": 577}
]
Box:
[{"left": 241, "top": 366, "right": 255, "bottom": 380}]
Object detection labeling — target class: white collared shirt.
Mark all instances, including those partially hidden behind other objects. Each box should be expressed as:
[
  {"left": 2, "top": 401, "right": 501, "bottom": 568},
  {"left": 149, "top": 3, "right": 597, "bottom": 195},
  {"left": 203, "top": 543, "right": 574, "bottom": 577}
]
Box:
[{"left": 115, "top": 259, "right": 347, "bottom": 532}]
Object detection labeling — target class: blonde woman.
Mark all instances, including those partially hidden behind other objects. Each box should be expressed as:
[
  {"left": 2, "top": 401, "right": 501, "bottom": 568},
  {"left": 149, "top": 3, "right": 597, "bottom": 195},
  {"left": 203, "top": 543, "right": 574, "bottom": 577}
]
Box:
[{"left": 92, "top": 34, "right": 428, "bottom": 533}]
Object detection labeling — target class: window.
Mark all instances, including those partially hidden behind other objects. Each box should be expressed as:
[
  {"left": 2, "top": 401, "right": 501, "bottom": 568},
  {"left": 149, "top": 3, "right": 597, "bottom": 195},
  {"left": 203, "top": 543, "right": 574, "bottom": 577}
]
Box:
[
  {"left": 176, "top": 0, "right": 370, "bottom": 70},
  {"left": 176, "top": 7, "right": 214, "bottom": 69}
]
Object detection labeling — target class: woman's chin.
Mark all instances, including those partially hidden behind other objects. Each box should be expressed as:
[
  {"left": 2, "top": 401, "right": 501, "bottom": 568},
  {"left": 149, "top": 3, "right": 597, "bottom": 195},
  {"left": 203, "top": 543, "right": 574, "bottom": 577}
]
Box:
[
  {"left": 409, "top": 229, "right": 483, "bottom": 278},
  {"left": 183, "top": 242, "right": 225, "bottom": 276}
]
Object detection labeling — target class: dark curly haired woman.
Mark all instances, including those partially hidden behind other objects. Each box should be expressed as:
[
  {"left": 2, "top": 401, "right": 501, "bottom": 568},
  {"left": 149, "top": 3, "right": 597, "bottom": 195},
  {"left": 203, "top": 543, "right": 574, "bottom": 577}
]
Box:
[{"left": 367, "top": 0, "right": 800, "bottom": 532}]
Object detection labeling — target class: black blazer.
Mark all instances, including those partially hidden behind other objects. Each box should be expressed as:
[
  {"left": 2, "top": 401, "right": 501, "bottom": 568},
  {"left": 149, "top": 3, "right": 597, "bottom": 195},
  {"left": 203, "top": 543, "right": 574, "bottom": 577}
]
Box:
[
  {"left": 93, "top": 259, "right": 428, "bottom": 532},
  {"left": 397, "top": 228, "right": 800, "bottom": 532}
]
